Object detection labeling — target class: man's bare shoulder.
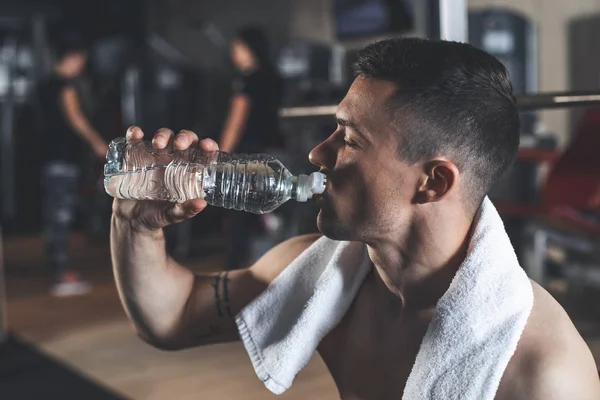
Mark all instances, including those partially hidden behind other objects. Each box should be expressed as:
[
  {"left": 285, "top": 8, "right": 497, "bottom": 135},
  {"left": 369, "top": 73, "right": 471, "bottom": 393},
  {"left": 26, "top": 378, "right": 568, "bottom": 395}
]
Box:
[
  {"left": 497, "top": 281, "right": 600, "bottom": 399},
  {"left": 250, "top": 233, "right": 321, "bottom": 283}
]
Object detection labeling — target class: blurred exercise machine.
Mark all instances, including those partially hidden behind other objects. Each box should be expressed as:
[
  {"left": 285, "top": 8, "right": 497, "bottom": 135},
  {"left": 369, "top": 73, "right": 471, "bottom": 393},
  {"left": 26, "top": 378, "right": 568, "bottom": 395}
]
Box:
[{"left": 497, "top": 107, "right": 600, "bottom": 288}]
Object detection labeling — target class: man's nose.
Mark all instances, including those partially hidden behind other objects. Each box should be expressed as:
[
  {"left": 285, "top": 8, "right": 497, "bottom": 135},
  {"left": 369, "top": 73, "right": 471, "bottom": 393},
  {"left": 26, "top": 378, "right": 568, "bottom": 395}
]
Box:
[{"left": 309, "top": 134, "right": 337, "bottom": 171}]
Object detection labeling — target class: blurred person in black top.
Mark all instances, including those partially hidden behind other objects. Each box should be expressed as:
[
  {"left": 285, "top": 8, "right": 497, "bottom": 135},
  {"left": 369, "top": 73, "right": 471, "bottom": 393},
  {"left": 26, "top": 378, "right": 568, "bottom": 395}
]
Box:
[
  {"left": 220, "top": 26, "right": 283, "bottom": 153},
  {"left": 221, "top": 27, "right": 284, "bottom": 270},
  {"left": 37, "top": 37, "right": 108, "bottom": 296}
]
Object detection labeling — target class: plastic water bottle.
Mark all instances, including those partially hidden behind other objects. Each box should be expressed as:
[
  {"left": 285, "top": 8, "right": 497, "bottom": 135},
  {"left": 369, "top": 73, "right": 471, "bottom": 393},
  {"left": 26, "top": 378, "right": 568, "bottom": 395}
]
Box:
[{"left": 103, "top": 137, "right": 327, "bottom": 214}]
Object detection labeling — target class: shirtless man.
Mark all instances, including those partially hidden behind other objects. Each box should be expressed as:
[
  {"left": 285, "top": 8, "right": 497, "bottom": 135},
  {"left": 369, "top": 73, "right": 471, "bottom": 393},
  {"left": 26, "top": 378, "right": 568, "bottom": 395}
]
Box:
[{"left": 111, "top": 39, "right": 600, "bottom": 399}]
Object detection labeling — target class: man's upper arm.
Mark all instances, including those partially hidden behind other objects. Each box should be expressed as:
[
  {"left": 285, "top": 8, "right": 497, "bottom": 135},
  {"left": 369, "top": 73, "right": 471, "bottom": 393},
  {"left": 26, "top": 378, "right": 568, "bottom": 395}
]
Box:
[
  {"left": 250, "top": 233, "right": 322, "bottom": 284},
  {"left": 169, "top": 234, "right": 321, "bottom": 349},
  {"left": 526, "top": 347, "right": 600, "bottom": 400},
  {"left": 504, "top": 334, "right": 600, "bottom": 400},
  {"left": 499, "top": 283, "right": 600, "bottom": 400}
]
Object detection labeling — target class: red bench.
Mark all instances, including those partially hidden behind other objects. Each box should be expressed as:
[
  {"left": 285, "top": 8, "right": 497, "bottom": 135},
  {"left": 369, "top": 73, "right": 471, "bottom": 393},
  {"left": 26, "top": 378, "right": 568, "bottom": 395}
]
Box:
[{"left": 495, "top": 108, "right": 600, "bottom": 285}]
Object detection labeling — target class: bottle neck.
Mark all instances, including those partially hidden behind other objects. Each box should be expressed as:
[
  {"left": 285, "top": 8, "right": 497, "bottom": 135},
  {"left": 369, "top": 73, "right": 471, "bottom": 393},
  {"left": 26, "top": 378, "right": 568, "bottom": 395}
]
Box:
[
  {"left": 291, "top": 176, "right": 299, "bottom": 201},
  {"left": 293, "top": 174, "right": 313, "bottom": 202}
]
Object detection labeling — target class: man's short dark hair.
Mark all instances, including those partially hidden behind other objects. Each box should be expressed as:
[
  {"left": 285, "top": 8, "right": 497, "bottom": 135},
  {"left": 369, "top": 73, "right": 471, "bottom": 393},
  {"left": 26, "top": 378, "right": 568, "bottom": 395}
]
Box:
[{"left": 353, "top": 38, "right": 520, "bottom": 210}]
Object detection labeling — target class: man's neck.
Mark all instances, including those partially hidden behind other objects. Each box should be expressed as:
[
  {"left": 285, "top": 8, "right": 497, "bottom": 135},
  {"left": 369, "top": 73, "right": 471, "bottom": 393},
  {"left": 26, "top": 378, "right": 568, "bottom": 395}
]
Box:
[{"left": 366, "top": 207, "right": 475, "bottom": 313}]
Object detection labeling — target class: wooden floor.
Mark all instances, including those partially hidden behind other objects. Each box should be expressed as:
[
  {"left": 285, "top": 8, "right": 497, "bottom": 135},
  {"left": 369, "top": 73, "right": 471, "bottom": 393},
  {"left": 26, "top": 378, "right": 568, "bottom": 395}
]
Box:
[
  {"left": 3, "top": 233, "right": 338, "bottom": 400},
  {"left": 3, "top": 232, "right": 600, "bottom": 399}
]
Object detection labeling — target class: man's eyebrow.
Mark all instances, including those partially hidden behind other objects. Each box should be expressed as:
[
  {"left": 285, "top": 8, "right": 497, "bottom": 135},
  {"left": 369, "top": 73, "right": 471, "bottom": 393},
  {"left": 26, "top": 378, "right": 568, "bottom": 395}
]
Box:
[{"left": 336, "top": 117, "right": 368, "bottom": 138}]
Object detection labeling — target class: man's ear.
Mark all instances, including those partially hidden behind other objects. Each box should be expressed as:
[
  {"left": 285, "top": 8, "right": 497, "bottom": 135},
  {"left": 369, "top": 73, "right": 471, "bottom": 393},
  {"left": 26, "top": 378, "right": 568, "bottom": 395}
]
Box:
[{"left": 414, "top": 159, "right": 459, "bottom": 204}]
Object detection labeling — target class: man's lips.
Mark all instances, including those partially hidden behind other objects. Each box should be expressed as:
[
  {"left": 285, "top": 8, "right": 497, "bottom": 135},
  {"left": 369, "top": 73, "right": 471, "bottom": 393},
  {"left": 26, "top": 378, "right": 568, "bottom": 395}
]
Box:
[{"left": 312, "top": 172, "right": 329, "bottom": 205}]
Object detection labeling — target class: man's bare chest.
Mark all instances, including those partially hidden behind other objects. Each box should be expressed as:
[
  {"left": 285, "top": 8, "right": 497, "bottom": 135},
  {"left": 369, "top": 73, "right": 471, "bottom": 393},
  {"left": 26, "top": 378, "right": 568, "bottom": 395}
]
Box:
[{"left": 317, "top": 285, "right": 430, "bottom": 399}]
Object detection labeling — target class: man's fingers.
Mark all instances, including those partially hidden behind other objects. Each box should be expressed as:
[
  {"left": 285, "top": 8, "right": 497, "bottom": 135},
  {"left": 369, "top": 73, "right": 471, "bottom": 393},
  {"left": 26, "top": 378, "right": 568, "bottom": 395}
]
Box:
[
  {"left": 126, "top": 126, "right": 144, "bottom": 141},
  {"left": 174, "top": 130, "right": 199, "bottom": 151},
  {"left": 166, "top": 199, "right": 207, "bottom": 223},
  {"left": 199, "top": 138, "right": 219, "bottom": 152},
  {"left": 184, "top": 198, "right": 208, "bottom": 214},
  {"left": 165, "top": 204, "right": 186, "bottom": 224},
  {"left": 152, "top": 128, "right": 175, "bottom": 149},
  {"left": 127, "top": 127, "right": 215, "bottom": 154}
]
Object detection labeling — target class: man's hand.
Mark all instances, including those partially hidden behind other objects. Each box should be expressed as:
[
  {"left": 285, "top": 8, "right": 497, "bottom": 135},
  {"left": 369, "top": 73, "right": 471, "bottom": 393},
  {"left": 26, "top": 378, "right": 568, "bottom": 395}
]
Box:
[
  {"left": 110, "top": 126, "right": 231, "bottom": 348},
  {"left": 112, "top": 126, "right": 218, "bottom": 233}
]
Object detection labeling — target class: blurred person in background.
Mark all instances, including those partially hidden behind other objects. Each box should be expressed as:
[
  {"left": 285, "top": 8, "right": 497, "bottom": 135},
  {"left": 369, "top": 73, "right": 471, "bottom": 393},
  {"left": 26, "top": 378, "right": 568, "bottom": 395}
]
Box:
[
  {"left": 37, "top": 35, "right": 108, "bottom": 296},
  {"left": 220, "top": 26, "right": 283, "bottom": 154},
  {"left": 220, "top": 26, "right": 284, "bottom": 270}
]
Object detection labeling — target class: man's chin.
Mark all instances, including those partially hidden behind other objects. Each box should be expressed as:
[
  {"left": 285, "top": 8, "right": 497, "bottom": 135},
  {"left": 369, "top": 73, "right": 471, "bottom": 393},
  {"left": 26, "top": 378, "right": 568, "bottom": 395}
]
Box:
[{"left": 316, "top": 211, "right": 350, "bottom": 241}]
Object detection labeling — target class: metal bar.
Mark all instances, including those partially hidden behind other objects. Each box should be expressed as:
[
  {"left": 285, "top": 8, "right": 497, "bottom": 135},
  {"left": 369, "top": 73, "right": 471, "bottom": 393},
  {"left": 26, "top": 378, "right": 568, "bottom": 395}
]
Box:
[
  {"left": 279, "top": 90, "right": 600, "bottom": 118},
  {"left": 439, "top": 0, "right": 468, "bottom": 43},
  {"left": 280, "top": 105, "right": 338, "bottom": 118},
  {"left": 517, "top": 91, "right": 600, "bottom": 110},
  {"left": 522, "top": 225, "right": 547, "bottom": 285},
  {"left": 31, "top": 13, "right": 49, "bottom": 80},
  {"left": 121, "top": 66, "right": 140, "bottom": 127},
  {"left": 1, "top": 36, "right": 18, "bottom": 221}
]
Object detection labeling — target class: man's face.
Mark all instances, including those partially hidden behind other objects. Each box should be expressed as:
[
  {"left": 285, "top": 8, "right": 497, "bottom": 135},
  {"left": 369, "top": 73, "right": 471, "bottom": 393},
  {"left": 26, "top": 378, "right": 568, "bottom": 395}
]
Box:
[{"left": 309, "top": 77, "right": 422, "bottom": 242}]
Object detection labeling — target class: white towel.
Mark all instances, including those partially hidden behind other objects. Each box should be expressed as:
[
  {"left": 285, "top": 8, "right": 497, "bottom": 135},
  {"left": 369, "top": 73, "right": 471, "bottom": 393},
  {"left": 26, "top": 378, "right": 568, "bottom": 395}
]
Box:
[
  {"left": 403, "top": 198, "right": 534, "bottom": 399},
  {"left": 236, "top": 198, "right": 534, "bottom": 398},
  {"left": 236, "top": 236, "right": 372, "bottom": 395}
]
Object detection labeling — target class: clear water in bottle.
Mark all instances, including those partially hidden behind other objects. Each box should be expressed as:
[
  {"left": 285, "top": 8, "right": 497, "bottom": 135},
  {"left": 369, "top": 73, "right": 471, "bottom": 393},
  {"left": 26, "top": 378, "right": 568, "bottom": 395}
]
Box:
[{"left": 104, "top": 138, "right": 326, "bottom": 214}]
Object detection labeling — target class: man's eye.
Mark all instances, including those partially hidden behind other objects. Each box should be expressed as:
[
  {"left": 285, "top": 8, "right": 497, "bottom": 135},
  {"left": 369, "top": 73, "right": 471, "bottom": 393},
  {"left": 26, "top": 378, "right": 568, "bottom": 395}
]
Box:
[{"left": 344, "top": 137, "right": 358, "bottom": 148}]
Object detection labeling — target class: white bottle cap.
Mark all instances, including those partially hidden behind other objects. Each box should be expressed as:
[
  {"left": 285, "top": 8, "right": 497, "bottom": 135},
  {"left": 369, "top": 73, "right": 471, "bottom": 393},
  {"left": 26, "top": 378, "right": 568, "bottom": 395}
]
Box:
[
  {"left": 308, "top": 172, "right": 327, "bottom": 195},
  {"left": 296, "top": 172, "right": 327, "bottom": 202}
]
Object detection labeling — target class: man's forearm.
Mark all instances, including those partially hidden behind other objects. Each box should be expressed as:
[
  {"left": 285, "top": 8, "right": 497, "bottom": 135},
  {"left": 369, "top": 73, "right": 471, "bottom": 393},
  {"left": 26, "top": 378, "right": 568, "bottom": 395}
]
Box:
[{"left": 111, "top": 215, "right": 195, "bottom": 344}]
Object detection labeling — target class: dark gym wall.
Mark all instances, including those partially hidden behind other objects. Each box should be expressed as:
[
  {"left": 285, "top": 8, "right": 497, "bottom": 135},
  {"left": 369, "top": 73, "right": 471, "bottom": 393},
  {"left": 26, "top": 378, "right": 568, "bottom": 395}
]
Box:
[
  {"left": 144, "top": 0, "right": 300, "bottom": 148},
  {"left": 148, "top": 0, "right": 296, "bottom": 71}
]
